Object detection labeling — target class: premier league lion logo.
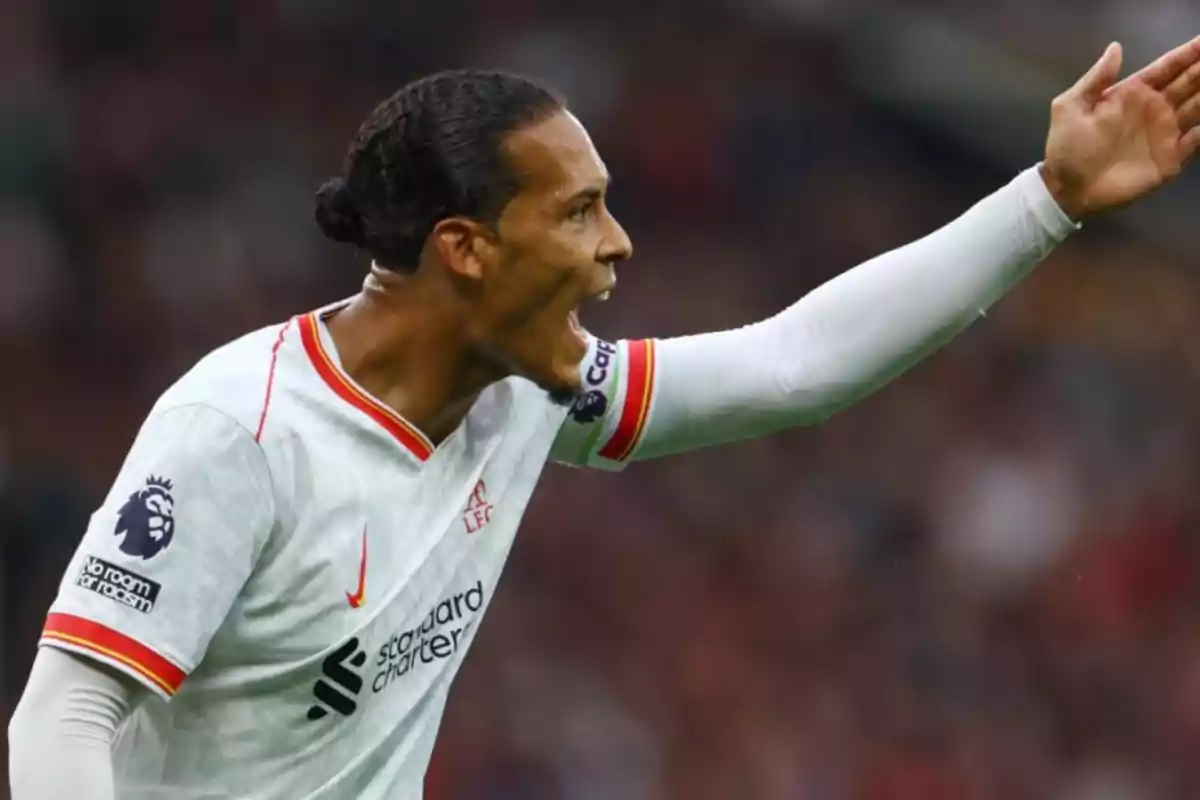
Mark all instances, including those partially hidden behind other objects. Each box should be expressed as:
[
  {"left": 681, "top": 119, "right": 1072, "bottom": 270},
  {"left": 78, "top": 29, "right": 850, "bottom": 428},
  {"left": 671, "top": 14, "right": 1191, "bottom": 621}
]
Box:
[
  {"left": 570, "top": 390, "right": 607, "bottom": 424},
  {"left": 114, "top": 476, "right": 176, "bottom": 560}
]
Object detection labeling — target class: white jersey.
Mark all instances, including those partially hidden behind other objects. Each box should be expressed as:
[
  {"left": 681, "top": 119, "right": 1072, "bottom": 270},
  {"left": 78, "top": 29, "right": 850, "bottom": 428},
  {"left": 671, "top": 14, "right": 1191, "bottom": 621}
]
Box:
[
  {"left": 40, "top": 301, "right": 657, "bottom": 799},
  {"left": 31, "top": 167, "right": 1073, "bottom": 800}
]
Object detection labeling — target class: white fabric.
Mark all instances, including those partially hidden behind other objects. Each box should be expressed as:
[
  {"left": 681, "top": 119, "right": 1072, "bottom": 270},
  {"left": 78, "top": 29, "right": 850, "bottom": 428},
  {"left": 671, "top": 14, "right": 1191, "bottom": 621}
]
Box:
[
  {"left": 32, "top": 306, "right": 572, "bottom": 799},
  {"left": 17, "top": 164, "right": 1075, "bottom": 799},
  {"left": 44, "top": 403, "right": 274, "bottom": 693},
  {"left": 8, "top": 648, "right": 138, "bottom": 800},
  {"left": 552, "top": 165, "right": 1078, "bottom": 465}
]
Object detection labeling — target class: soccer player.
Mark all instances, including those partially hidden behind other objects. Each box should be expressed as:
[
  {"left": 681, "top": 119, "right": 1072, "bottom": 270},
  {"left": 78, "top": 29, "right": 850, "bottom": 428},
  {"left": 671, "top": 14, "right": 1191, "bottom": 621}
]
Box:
[{"left": 9, "top": 38, "right": 1200, "bottom": 799}]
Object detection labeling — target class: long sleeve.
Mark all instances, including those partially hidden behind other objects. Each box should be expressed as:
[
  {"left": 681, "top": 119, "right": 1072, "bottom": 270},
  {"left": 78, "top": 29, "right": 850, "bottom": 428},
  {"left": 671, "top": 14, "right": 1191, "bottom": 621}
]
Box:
[
  {"left": 552, "top": 165, "right": 1078, "bottom": 468},
  {"left": 8, "top": 648, "right": 140, "bottom": 799}
]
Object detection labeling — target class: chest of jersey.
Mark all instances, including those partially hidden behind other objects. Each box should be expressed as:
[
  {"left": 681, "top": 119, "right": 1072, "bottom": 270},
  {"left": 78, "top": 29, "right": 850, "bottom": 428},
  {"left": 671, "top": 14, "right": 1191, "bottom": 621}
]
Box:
[{"left": 193, "top": 380, "right": 557, "bottom": 720}]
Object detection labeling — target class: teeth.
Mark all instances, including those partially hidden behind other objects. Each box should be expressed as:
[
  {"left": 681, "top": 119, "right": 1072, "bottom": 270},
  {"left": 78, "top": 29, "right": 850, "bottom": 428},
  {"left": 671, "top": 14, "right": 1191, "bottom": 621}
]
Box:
[{"left": 597, "top": 290, "right": 611, "bottom": 302}]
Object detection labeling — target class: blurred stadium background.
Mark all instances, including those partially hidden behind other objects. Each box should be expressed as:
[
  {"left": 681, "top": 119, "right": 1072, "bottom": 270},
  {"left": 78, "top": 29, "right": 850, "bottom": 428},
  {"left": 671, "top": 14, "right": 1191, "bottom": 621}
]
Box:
[{"left": 5, "top": 1, "right": 1200, "bottom": 797}]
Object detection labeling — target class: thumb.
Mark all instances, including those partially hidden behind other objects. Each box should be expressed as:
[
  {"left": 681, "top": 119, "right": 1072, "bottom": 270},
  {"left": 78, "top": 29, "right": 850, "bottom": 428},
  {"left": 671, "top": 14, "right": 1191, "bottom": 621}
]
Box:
[{"left": 1067, "top": 42, "right": 1124, "bottom": 105}]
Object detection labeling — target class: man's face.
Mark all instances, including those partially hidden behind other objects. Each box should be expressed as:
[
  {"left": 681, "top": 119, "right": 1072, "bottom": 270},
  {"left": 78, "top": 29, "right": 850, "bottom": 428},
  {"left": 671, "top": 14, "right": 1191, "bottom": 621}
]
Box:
[{"left": 473, "top": 109, "right": 631, "bottom": 401}]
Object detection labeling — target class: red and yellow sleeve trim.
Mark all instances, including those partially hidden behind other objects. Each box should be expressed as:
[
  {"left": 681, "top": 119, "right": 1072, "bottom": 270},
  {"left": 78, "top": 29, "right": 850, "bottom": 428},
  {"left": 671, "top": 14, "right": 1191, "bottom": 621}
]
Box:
[
  {"left": 299, "top": 312, "right": 435, "bottom": 461},
  {"left": 599, "top": 339, "right": 656, "bottom": 462},
  {"left": 42, "top": 613, "right": 187, "bottom": 698}
]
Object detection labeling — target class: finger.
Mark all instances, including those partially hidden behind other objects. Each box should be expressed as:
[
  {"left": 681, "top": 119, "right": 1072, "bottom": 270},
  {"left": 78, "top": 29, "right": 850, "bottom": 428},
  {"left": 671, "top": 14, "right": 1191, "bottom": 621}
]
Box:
[
  {"left": 1164, "top": 58, "right": 1200, "bottom": 107},
  {"left": 1067, "top": 42, "right": 1124, "bottom": 104},
  {"left": 1179, "top": 92, "right": 1200, "bottom": 132},
  {"left": 1181, "top": 126, "right": 1200, "bottom": 163},
  {"left": 1126, "top": 33, "right": 1200, "bottom": 90}
]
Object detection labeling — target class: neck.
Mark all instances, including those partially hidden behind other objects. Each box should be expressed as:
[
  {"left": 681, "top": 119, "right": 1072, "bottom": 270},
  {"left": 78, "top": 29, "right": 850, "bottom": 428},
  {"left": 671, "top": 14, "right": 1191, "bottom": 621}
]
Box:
[{"left": 324, "top": 267, "right": 503, "bottom": 445}]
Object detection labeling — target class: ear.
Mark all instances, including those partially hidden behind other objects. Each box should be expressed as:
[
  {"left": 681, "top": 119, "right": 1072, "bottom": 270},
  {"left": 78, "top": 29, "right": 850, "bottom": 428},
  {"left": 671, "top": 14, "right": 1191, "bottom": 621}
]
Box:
[{"left": 431, "top": 217, "right": 499, "bottom": 281}]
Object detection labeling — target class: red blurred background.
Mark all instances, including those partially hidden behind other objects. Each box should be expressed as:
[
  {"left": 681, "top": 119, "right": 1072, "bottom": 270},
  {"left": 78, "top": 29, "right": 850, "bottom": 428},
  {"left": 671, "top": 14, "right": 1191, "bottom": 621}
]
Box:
[{"left": 5, "top": 1, "right": 1200, "bottom": 797}]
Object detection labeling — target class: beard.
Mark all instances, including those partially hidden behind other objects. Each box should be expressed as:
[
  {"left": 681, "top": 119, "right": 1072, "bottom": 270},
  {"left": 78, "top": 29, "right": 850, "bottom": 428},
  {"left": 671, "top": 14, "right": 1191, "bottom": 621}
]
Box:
[{"left": 546, "top": 385, "right": 580, "bottom": 408}]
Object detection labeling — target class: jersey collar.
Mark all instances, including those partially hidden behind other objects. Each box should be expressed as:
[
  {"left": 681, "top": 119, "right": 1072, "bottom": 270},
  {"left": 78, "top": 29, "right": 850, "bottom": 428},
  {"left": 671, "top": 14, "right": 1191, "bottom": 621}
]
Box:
[{"left": 298, "top": 307, "right": 436, "bottom": 462}]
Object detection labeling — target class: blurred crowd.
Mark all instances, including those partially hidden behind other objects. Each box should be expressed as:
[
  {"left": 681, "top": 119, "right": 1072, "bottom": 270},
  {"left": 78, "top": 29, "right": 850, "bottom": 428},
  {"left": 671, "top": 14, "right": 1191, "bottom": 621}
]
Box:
[{"left": 6, "top": 1, "right": 1200, "bottom": 798}]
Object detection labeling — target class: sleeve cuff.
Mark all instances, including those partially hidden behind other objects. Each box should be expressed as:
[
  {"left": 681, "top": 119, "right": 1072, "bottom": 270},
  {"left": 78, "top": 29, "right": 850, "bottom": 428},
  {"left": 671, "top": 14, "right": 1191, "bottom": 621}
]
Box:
[
  {"left": 595, "top": 339, "right": 657, "bottom": 466},
  {"left": 1021, "top": 163, "right": 1082, "bottom": 241},
  {"left": 40, "top": 613, "right": 188, "bottom": 700}
]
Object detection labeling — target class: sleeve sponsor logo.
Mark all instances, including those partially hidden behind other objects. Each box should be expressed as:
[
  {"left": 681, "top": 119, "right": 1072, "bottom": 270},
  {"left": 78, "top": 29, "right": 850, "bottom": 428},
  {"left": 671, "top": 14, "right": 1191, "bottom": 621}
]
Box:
[
  {"left": 569, "top": 339, "right": 616, "bottom": 425},
  {"left": 76, "top": 555, "right": 161, "bottom": 614},
  {"left": 585, "top": 339, "right": 617, "bottom": 387},
  {"left": 569, "top": 389, "right": 607, "bottom": 424},
  {"left": 114, "top": 475, "right": 176, "bottom": 560}
]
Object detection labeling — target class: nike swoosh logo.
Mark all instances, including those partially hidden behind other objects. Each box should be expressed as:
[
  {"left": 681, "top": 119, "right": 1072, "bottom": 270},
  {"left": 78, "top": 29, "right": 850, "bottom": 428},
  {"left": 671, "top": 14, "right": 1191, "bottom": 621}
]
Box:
[{"left": 346, "top": 526, "right": 367, "bottom": 609}]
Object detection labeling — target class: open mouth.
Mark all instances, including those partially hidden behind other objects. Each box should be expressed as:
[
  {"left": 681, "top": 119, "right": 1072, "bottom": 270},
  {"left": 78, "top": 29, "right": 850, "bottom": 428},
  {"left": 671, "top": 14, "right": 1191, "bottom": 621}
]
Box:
[{"left": 567, "top": 283, "right": 615, "bottom": 347}]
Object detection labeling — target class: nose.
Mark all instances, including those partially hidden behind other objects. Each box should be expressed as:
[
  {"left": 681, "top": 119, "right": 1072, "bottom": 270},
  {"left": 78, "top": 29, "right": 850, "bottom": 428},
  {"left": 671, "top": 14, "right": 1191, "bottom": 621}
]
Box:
[{"left": 597, "top": 211, "right": 633, "bottom": 266}]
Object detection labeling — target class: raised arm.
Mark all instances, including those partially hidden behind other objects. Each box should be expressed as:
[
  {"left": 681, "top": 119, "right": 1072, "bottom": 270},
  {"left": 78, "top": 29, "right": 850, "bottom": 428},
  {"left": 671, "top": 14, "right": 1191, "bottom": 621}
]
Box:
[
  {"left": 553, "top": 166, "right": 1072, "bottom": 467},
  {"left": 553, "top": 38, "right": 1200, "bottom": 469}
]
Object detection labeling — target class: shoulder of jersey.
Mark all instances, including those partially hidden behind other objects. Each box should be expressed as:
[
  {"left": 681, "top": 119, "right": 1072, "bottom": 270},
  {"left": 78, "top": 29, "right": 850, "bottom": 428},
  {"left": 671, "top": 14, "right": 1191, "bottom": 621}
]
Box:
[
  {"left": 150, "top": 321, "right": 295, "bottom": 436},
  {"left": 153, "top": 320, "right": 568, "bottom": 438}
]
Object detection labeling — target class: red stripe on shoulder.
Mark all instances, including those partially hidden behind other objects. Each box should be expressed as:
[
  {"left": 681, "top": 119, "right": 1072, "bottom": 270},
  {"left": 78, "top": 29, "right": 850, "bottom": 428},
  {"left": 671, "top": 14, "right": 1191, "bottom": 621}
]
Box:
[
  {"left": 255, "top": 319, "right": 294, "bottom": 442},
  {"left": 599, "top": 339, "right": 656, "bottom": 462},
  {"left": 42, "top": 613, "right": 187, "bottom": 696}
]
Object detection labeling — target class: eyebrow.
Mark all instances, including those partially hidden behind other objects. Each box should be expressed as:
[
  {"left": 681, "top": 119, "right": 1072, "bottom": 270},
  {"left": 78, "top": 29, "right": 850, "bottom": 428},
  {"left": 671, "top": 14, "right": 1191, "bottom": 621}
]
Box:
[{"left": 566, "top": 175, "right": 612, "bottom": 205}]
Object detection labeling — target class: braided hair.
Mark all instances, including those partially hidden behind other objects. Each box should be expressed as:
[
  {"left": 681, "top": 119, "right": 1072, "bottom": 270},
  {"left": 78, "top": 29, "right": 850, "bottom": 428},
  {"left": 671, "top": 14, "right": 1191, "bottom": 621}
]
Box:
[{"left": 315, "top": 69, "right": 564, "bottom": 272}]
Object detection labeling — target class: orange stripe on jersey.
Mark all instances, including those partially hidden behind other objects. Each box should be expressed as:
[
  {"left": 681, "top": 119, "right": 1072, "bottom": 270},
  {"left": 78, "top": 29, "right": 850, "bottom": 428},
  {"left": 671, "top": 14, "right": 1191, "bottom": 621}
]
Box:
[
  {"left": 42, "top": 613, "right": 187, "bottom": 696},
  {"left": 599, "top": 339, "right": 656, "bottom": 462},
  {"left": 298, "top": 312, "right": 435, "bottom": 461},
  {"left": 255, "top": 319, "right": 293, "bottom": 442}
]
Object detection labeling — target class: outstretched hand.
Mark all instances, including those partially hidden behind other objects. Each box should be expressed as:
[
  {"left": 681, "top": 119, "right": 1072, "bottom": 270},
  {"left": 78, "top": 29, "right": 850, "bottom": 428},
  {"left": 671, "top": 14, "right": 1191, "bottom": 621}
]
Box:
[{"left": 1041, "top": 36, "right": 1200, "bottom": 221}]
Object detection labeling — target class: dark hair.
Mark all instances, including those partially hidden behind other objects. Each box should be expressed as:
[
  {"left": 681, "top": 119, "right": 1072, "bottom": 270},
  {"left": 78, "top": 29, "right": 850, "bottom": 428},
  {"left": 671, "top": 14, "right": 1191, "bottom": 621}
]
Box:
[{"left": 314, "top": 69, "right": 565, "bottom": 271}]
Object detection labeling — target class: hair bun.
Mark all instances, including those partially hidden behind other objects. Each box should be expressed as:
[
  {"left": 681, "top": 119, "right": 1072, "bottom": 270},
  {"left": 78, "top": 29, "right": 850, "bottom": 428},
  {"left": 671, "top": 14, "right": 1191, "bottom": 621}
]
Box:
[{"left": 314, "top": 178, "right": 366, "bottom": 246}]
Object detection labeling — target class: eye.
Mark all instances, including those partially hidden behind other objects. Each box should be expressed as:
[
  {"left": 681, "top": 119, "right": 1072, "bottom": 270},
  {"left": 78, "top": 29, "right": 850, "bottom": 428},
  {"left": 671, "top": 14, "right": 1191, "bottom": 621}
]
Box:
[{"left": 568, "top": 198, "right": 597, "bottom": 222}]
